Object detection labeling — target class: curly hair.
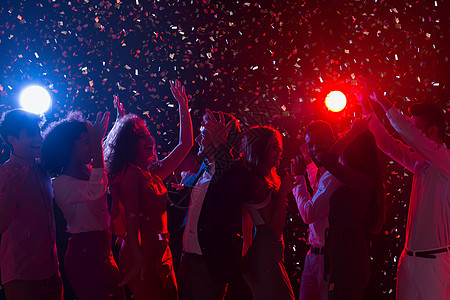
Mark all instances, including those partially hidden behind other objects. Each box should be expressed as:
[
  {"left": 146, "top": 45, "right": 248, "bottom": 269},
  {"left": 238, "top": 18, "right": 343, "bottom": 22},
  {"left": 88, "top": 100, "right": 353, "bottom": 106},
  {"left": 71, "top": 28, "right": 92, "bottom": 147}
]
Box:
[
  {"left": 41, "top": 111, "right": 87, "bottom": 176},
  {"left": 241, "top": 126, "right": 281, "bottom": 191},
  {"left": 103, "top": 114, "right": 157, "bottom": 180}
]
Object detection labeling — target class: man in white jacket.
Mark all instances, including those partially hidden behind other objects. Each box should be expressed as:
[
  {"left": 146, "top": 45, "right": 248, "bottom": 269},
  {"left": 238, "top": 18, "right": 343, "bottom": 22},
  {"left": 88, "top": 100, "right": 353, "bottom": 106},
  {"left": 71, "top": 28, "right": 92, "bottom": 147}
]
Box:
[{"left": 357, "top": 83, "right": 449, "bottom": 300}]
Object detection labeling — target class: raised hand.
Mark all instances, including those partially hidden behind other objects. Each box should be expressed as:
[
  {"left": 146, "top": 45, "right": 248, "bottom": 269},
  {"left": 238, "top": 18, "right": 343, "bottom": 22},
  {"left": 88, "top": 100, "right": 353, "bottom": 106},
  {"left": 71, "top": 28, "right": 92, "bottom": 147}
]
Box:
[
  {"left": 202, "top": 108, "right": 234, "bottom": 148},
  {"left": 86, "top": 111, "right": 110, "bottom": 143},
  {"left": 113, "top": 95, "right": 125, "bottom": 118},
  {"left": 290, "top": 154, "right": 307, "bottom": 176},
  {"left": 350, "top": 116, "right": 370, "bottom": 136},
  {"left": 279, "top": 172, "right": 300, "bottom": 197},
  {"left": 170, "top": 79, "right": 188, "bottom": 107},
  {"left": 170, "top": 171, "right": 189, "bottom": 191}
]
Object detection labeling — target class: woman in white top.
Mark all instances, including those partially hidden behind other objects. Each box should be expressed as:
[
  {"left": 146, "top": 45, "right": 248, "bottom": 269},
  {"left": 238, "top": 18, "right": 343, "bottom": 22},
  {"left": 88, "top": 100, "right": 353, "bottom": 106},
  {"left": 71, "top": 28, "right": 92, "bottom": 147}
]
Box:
[
  {"left": 241, "top": 126, "right": 296, "bottom": 300},
  {"left": 42, "top": 111, "right": 125, "bottom": 299}
]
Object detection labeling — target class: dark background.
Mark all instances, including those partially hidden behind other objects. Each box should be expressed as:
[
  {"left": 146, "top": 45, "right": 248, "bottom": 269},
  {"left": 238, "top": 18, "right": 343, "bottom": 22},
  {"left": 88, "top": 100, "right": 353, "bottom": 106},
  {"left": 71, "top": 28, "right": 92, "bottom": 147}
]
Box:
[{"left": 0, "top": 0, "right": 448, "bottom": 299}]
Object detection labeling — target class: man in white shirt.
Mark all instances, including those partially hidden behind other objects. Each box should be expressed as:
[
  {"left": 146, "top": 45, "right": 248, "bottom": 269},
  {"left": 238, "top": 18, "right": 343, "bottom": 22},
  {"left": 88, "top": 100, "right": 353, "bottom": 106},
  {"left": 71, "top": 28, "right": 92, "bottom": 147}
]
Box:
[
  {"left": 357, "top": 84, "right": 449, "bottom": 300},
  {"left": 177, "top": 109, "right": 250, "bottom": 300},
  {"left": 291, "top": 121, "right": 343, "bottom": 300}
]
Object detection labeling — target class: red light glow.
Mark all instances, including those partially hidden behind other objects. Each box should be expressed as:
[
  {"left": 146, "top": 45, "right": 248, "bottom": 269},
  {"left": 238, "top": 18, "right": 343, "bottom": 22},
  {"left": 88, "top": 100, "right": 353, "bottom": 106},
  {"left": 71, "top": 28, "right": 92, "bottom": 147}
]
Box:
[{"left": 325, "top": 91, "right": 347, "bottom": 112}]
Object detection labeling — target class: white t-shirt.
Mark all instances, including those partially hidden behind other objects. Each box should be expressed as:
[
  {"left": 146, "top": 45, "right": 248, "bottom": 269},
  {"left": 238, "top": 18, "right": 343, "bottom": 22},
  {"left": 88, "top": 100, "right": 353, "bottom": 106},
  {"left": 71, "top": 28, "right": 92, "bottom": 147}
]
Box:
[{"left": 52, "top": 168, "right": 110, "bottom": 234}]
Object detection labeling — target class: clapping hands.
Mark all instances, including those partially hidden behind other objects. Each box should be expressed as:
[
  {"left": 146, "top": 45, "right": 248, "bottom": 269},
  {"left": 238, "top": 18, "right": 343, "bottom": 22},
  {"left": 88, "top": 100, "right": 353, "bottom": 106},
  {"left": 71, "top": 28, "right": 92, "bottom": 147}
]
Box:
[{"left": 85, "top": 111, "right": 110, "bottom": 144}]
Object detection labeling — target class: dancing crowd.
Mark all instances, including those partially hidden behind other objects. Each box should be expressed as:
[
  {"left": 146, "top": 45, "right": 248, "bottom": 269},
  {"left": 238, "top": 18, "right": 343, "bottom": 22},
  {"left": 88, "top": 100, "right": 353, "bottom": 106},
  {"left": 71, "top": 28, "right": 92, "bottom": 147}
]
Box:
[{"left": 0, "top": 78, "right": 448, "bottom": 300}]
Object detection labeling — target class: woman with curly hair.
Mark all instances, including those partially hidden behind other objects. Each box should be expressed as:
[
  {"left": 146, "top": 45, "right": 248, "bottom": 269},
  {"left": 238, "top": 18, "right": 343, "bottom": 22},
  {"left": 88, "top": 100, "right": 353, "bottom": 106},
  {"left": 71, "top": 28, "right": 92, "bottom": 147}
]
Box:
[
  {"left": 241, "top": 126, "right": 296, "bottom": 300},
  {"left": 103, "top": 80, "right": 193, "bottom": 300},
  {"left": 41, "top": 111, "right": 125, "bottom": 299}
]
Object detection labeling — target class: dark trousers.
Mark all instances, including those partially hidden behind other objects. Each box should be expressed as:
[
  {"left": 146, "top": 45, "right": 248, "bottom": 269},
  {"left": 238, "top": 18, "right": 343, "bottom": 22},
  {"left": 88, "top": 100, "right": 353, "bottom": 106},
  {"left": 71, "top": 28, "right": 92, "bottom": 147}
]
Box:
[
  {"left": 65, "top": 230, "right": 124, "bottom": 300},
  {"left": 3, "top": 271, "right": 63, "bottom": 300},
  {"left": 178, "top": 252, "right": 227, "bottom": 300}
]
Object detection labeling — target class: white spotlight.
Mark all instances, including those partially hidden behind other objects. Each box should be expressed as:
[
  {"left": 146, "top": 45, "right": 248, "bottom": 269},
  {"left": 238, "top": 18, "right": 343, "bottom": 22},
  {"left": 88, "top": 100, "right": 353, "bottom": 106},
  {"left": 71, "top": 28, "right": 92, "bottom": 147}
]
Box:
[{"left": 19, "top": 85, "right": 52, "bottom": 115}]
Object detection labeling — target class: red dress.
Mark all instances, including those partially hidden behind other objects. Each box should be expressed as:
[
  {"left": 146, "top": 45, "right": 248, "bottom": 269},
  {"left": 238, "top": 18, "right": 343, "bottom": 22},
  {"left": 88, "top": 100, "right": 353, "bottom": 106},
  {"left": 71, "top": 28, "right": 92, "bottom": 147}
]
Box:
[{"left": 110, "top": 163, "right": 177, "bottom": 300}]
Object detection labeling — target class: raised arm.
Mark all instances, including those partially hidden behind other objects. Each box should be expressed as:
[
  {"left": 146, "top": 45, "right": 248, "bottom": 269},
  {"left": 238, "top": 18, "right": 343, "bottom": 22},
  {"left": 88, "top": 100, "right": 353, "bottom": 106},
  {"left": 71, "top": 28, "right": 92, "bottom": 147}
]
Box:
[
  {"left": 316, "top": 152, "right": 375, "bottom": 191},
  {"left": 152, "top": 80, "right": 194, "bottom": 180},
  {"left": 113, "top": 95, "right": 126, "bottom": 119},
  {"left": 54, "top": 112, "right": 111, "bottom": 204},
  {"left": 327, "top": 117, "right": 370, "bottom": 156},
  {"left": 86, "top": 111, "right": 110, "bottom": 169},
  {"left": 363, "top": 82, "right": 449, "bottom": 174},
  {"left": 355, "top": 82, "right": 420, "bottom": 172},
  {"left": 384, "top": 107, "right": 450, "bottom": 178}
]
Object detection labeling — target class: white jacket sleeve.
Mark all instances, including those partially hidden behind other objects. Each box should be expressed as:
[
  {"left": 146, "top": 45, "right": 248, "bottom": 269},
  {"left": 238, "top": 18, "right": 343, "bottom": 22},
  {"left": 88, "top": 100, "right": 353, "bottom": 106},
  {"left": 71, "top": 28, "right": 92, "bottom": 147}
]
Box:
[
  {"left": 386, "top": 107, "right": 450, "bottom": 178},
  {"left": 293, "top": 172, "right": 342, "bottom": 224},
  {"left": 367, "top": 111, "right": 420, "bottom": 173}
]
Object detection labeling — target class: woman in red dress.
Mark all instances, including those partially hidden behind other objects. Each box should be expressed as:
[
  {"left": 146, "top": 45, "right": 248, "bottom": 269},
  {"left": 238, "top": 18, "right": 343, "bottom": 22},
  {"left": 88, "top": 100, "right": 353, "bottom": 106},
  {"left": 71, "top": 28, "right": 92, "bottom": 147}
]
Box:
[{"left": 104, "top": 80, "right": 193, "bottom": 300}]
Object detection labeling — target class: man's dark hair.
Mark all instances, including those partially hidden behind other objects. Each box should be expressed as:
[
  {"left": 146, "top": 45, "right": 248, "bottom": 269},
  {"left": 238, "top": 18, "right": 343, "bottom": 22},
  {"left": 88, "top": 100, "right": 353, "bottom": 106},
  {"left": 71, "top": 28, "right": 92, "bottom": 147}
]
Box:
[
  {"left": 304, "top": 120, "right": 336, "bottom": 139},
  {"left": 408, "top": 103, "right": 446, "bottom": 141},
  {"left": 0, "top": 109, "right": 42, "bottom": 150}
]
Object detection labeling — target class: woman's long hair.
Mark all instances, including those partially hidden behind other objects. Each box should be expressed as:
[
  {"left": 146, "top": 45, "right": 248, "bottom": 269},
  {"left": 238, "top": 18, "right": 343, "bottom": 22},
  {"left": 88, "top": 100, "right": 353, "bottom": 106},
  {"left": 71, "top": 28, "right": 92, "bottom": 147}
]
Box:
[
  {"left": 103, "top": 114, "right": 157, "bottom": 180},
  {"left": 342, "top": 130, "right": 385, "bottom": 234},
  {"left": 41, "top": 111, "right": 87, "bottom": 177},
  {"left": 241, "top": 126, "right": 281, "bottom": 191}
]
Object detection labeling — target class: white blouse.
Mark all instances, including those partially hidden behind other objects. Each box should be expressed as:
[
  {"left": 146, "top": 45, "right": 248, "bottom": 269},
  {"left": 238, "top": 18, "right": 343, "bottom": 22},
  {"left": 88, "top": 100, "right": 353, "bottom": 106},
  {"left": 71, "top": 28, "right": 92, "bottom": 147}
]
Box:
[{"left": 52, "top": 168, "right": 110, "bottom": 234}]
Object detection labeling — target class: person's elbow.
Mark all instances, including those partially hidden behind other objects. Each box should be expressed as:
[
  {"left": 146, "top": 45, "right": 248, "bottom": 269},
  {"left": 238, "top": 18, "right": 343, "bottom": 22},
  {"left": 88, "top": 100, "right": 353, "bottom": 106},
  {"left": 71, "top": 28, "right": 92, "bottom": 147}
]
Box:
[
  {"left": 298, "top": 208, "right": 314, "bottom": 224},
  {"left": 85, "top": 186, "right": 107, "bottom": 201}
]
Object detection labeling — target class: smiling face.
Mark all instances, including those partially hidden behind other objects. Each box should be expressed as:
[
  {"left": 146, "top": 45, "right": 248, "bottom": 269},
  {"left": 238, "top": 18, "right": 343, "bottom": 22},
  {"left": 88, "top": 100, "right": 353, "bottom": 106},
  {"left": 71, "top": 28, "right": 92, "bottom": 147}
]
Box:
[
  {"left": 263, "top": 135, "right": 283, "bottom": 169},
  {"left": 135, "top": 124, "right": 156, "bottom": 164},
  {"left": 305, "top": 128, "right": 335, "bottom": 167},
  {"left": 9, "top": 125, "right": 43, "bottom": 160},
  {"left": 195, "top": 125, "right": 213, "bottom": 158}
]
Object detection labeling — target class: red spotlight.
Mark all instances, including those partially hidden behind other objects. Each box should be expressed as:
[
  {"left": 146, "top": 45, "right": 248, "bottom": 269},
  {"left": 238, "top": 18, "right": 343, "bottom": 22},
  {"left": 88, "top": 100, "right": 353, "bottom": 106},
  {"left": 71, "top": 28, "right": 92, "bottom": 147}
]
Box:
[{"left": 325, "top": 91, "right": 347, "bottom": 112}]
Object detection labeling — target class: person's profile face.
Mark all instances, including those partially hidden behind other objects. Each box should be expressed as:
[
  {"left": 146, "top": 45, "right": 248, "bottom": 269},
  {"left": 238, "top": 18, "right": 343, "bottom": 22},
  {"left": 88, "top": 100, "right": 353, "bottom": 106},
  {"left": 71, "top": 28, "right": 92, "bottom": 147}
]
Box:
[
  {"left": 305, "top": 129, "right": 334, "bottom": 167},
  {"left": 263, "top": 135, "right": 283, "bottom": 169},
  {"left": 300, "top": 143, "right": 312, "bottom": 165},
  {"left": 71, "top": 131, "right": 92, "bottom": 165},
  {"left": 135, "top": 124, "right": 156, "bottom": 163},
  {"left": 195, "top": 125, "right": 212, "bottom": 158},
  {"left": 10, "top": 125, "right": 43, "bottom": 159}
]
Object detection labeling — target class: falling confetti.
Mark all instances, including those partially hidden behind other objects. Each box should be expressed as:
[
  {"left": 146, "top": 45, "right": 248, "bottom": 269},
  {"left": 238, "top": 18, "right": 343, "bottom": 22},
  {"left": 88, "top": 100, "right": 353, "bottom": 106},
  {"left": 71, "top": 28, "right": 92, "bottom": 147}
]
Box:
[{"left": 0, "top": 1, "right": 448, "bottom": 299}]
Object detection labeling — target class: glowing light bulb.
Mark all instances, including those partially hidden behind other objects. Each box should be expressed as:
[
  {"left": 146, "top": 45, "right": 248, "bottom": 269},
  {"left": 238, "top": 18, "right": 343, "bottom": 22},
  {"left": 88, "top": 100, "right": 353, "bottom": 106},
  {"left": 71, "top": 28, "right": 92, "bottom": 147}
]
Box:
[
  {"left": 325, "top": 91, "right": 347, "bottom": 112},
  {"left": 19, "top": 86, "right": 52, "bottom": 115}
]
